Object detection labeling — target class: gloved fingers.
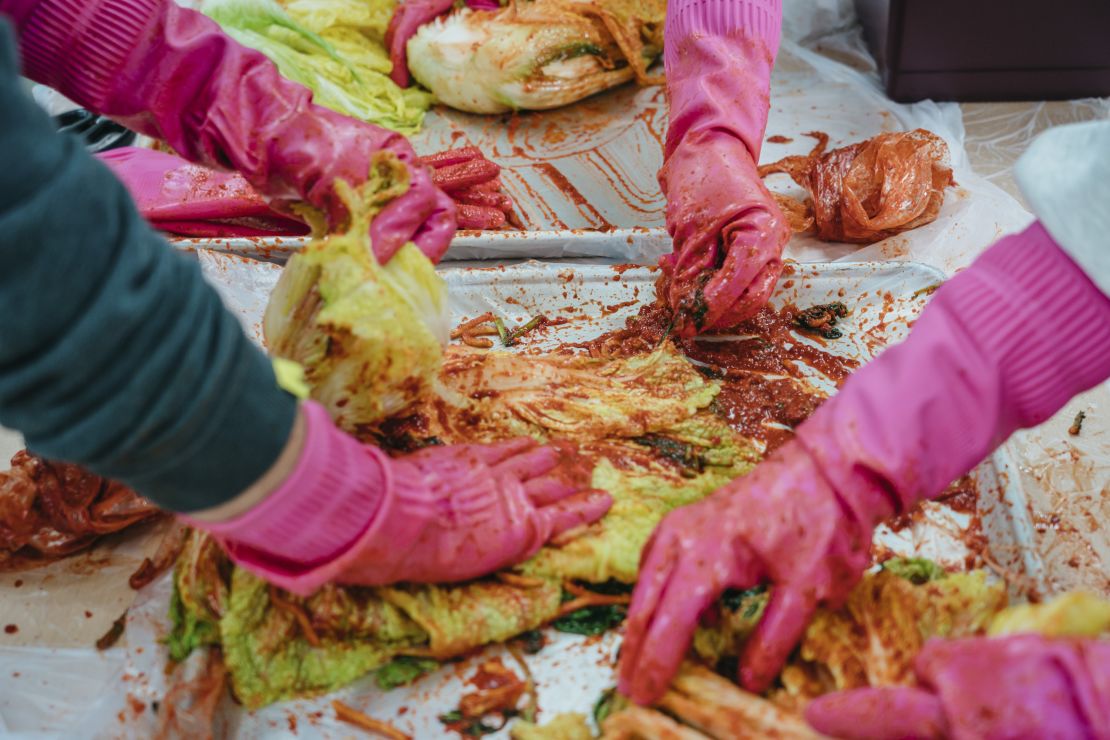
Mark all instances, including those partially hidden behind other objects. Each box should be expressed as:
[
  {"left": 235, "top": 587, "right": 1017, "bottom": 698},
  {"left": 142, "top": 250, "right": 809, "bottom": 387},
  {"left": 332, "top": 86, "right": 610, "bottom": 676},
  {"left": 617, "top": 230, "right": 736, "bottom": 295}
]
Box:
[
  {"left": 456, "top": 203, "right": 507, "bottom": 230},
  {"left": 523, "top": 476, "right": 578, "bottom": 506},
  {"left": 431, "top": 157, "right": 501, "bottom": 192},
  {"left": 417, "top": 146, "right": 483, "bottom": 169},
  {"left": 619, "top": 523, "right": 682, "bottom": 703},
  {"left": 493, "top": 445, "right": 560, "bottom": 482},
  {"left": 738, "top": 583, "right": 817, "bottom": 693},
  {"left": 369, "top": 187, "right": 436, "bottom": 263},
  {"left": 673, "top": 205, "right": 788, "bottom": 335},
  {"left": 701, "top": 251, "right": 783, "bottom": 331},
  {"left": 536, "top": 489, "right": 612, "bottom": 541},
  {"left": 470, "top": 438, "right": 539, "bottom": 467},
  {"left": 455, "top": 188, "right": 514, "bottom": 210},
  {"left": 624, "top": 556, "right": 736, "bottom": 705},
  {"left": 409, "top": 186, "right": 457, "bottom": 263},
  {"left": 804, "top": 687, "right": 947, "bottom": 740}
]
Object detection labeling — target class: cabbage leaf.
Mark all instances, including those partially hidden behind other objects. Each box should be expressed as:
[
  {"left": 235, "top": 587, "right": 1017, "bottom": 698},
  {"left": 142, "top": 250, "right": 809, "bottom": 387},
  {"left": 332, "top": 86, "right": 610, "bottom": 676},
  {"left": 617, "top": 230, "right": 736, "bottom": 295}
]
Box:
[
  {"left": 203, "top": 0, "right": 431, "bottom": 133},
  {"left": 263, "top": 152, "right": 449, "bottom": 432}
]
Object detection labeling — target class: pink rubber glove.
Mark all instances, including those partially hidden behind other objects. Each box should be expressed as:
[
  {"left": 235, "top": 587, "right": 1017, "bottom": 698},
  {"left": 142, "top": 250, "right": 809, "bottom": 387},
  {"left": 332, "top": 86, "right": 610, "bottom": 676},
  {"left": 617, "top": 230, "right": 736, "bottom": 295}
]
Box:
[
  {"left": 190, "top": 402, "right": 612, "bottom": 596},
  {"left": 3, "top": 0, "right": 455, "bottom": 263},
  {"left": 98, "top": 147, "right": 309, "bottom": 238},
  {"left": 619, "top": 222, "right": 1110, "bottom": 704},
  {"left": 419, "top": 146, "right": 517, "bottom": 230},
  {"left": 660, "top": 0, "right": 790, "bottom": 336},
  {"left": 386, "top": 0, "right": 454, "bottom": 88},
  {"left": 806, "top": 635, "right": 1110, "bottom": 740}
]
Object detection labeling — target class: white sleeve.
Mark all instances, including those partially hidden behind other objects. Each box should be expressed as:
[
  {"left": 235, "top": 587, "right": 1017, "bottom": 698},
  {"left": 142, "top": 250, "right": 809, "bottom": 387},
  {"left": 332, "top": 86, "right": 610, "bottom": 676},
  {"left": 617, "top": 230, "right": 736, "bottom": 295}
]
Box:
[{"left": 1014, "top": 120, "right": 1110, "bottom": 296}]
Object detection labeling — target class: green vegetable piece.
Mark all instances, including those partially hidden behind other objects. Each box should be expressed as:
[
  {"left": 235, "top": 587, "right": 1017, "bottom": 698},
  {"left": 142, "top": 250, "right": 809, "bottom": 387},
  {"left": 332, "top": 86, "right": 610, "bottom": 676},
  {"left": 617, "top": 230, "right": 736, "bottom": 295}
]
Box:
[
  {"left": 881, "top": 557, "right": 947, "bottom": 585},
  {"left": 552, "top": 604, "right": 626, "bottom": 636},
  {"left": 375, "top": 655, "right": 440, "bottom": 690},
  {"left": 203, "top": 0, "right": 432, "bottom": 134},
  {"left": 593, "top": 687, "right": 626, "bottom": 727}
]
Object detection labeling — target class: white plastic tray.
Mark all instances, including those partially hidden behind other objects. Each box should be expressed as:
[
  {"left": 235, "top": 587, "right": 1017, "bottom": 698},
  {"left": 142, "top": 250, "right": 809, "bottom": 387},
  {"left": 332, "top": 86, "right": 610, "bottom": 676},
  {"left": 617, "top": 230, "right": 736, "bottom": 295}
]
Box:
[
  {"left": 165, "top": 40, "right": 1032, "bottom": 273},
  {"left": 14, "top": 257, "right": 1036, "bottom": 740}
]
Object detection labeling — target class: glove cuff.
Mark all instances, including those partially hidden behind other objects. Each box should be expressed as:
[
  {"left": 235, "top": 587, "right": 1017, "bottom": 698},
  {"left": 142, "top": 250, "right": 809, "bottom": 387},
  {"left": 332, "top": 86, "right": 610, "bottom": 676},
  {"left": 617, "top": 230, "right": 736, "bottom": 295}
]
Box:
[
  {"left": 949, "top": 222, "right": 1110, "bottom": 427},
  {"left": 799, "top": 222, "right": 1110, "bottom": 516},
  {"left": 185, "top": 401, "right": 389, "bottom": 588},
  {"left": 664, "top": 0, "right": 782, "bottom": 71},
  {"left": 14, "top": 0, "right": 162, "bottom": 111}
]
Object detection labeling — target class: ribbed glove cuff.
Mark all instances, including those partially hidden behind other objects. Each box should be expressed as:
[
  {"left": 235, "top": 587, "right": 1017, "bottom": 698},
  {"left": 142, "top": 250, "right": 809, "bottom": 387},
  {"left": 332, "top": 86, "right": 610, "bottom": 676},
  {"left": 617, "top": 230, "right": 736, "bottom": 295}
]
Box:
[
  {"left": 14, "top": 0, "right": 162, "bottom": 110},
  {"left": 664, "top": 0, "right": 782, "bottom": 71},
  {"left": 184, "top": 402, "right": 388, "bottom": 572},
  {"left": 949, "top": 222, "right": 1110, "bottom": 428}
]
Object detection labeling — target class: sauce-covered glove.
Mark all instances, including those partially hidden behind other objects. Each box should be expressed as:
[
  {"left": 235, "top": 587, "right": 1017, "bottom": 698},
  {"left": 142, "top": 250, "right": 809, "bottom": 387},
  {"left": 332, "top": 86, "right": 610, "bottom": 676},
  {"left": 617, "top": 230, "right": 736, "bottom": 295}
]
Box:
[
  {"left": 419, "top": 146, "right": 518, "bottom": 230},
  {"left": 98, "top": 147, "right": 309, "bottom": 238},
  {"left": 660, "top": 0, "right": 790, "bottom": 335},
  {"left": 619, "top": 221, "right": 1110, "bottom": 704},
  {"left": 2, "top": 0, "right": 455, "bottom": 262},
  {"left": 191, "top": 402, "right": 612, "bottom": 596},
  {"left": 805, "top": 635, "right": 1110, "bottom": 739}
]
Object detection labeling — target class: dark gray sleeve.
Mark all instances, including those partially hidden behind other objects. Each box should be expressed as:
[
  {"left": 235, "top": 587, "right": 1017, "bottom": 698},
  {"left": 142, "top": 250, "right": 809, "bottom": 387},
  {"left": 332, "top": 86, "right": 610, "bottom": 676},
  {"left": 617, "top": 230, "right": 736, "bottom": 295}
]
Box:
[{"left": 0, "top": 20, "right": 297, "bottom": 512}]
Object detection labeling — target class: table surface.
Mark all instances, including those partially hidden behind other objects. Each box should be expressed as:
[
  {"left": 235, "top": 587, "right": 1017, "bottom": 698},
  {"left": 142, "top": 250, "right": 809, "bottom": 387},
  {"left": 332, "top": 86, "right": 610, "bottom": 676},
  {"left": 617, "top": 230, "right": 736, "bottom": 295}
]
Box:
[{"left": 1, "top": 96, "right": 1107, "bottom": 649}]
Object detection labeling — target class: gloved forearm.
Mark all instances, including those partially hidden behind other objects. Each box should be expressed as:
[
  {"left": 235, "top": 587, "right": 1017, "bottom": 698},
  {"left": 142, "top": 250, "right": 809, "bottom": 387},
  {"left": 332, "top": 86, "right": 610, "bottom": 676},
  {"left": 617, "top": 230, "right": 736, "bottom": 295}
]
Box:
[
  {"left": 664, "top": 0, "right": 780, "bottom": 157},
  {"left": 799, "top": 222, "right": 1110, "bottom": 517},
  {"left": 190, "top": 403, "right": 611, "bottom": 596},
  {"left": 0, "top": 21, "right": 296, "bottom": 512},
  {"left": 2, "top": 0, "right": 455, "bottom": 261},
  {"left": 660, "top": 0, "right": 789, "bottom": 333},
  {"left": 807, "top": 635, "right": 1110, "bottom": 739}
]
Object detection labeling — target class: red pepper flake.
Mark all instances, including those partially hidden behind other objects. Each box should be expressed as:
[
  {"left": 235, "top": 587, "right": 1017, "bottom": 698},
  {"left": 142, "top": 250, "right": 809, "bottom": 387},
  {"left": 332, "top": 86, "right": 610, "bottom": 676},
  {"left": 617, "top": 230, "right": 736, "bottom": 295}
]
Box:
[
  {"left": 4, "top": 624, "right": 17, "bottom": 634},
  {"left": 13, "top": 579, "right": 22, "bottom": 588},
  {"left": 84, "top": 610, "right": 93, "bottom": 618}
]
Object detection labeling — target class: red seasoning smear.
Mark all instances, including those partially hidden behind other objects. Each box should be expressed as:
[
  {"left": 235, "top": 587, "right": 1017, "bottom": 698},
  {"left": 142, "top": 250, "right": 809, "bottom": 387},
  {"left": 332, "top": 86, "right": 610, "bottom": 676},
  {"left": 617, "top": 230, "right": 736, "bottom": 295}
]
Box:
[
  {"left": 569, "top": 300, "right": 858, "bottom": 452},
  {"left": 4, "top": 624, "right": 17, "bottom": 634}
]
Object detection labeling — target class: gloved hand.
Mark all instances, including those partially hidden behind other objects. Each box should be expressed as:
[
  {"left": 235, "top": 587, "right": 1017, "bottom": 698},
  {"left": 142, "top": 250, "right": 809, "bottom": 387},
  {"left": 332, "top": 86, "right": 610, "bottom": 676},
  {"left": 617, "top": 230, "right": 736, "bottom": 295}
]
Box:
[
  {"left": 193, "top": 402, "right": 612, "bottom": 596},
  {"left": 619, "top": 222, "right": 1110, "bottom": 704},
  {"left": 805, "top": 635, "right": 1110, "bottom": 740},
  {"left": 660, "top": 0, "right": 790, "bottom": 335},
  {"left": 4, "top": 0, "right": 455, "bottom": 262},
  {"left": 98, "top": 147, "right": 309, "bottom": 238},
  {"left": 420, "top": 146, "right": 517, "bottom": 230}
]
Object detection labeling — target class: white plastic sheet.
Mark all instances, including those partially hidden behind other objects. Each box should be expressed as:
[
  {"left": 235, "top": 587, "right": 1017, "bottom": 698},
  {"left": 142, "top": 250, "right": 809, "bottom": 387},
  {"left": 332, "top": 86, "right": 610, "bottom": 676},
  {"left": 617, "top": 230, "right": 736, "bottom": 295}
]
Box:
[{"left": 0, "top": 257, "right": 1044, "bottom": 738}]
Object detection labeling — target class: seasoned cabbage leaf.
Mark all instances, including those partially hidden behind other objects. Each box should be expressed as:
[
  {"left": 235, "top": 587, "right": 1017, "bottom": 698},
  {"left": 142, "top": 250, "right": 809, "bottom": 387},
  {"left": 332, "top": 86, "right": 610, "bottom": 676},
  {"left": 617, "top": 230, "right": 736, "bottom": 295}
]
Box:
[
  {"left": 989, "top": 591, "right": 1110, "bottom": 638},
  {"left": 407, "top": 0, "right": 665, "bottom": 113},
  {"left": 263, "top": 153, "right": 449, "bottom": 433},
  {"left": 171, "top": 339, "right": 757, "bottom": 708},
  {"left": 203, "top": 0, "right": 431, "bottom": 133}
]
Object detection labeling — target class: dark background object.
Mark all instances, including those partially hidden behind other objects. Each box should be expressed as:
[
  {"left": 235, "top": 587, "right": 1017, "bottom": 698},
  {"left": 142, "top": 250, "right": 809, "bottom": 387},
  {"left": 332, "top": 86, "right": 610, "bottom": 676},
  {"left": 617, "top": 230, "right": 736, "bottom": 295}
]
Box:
[
  {"left": 854, "top": 0, "right": 1110, "bottom": 102},
  {"left": 54, "top": 109, "right": 136, "bottom": 153}
]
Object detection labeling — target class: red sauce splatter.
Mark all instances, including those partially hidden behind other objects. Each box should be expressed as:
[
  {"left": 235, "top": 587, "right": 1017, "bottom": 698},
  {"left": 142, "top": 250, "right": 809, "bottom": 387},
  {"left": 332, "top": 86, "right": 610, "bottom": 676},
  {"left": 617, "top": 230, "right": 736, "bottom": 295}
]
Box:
[
  {"left": 3, "top": 624, "right": 17, "bottom": 634},
  {"left": 84, "top": 610, "right": 93, "bottom": 619},
  {"left": 569, "top": 300, "right": 857, "bottom": 451},
  {"left": 530, "top": 163, "right": 617, "bottom": 229},
  {"left": 767, "top": 135, "right": 794, "bottom": 144}
]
